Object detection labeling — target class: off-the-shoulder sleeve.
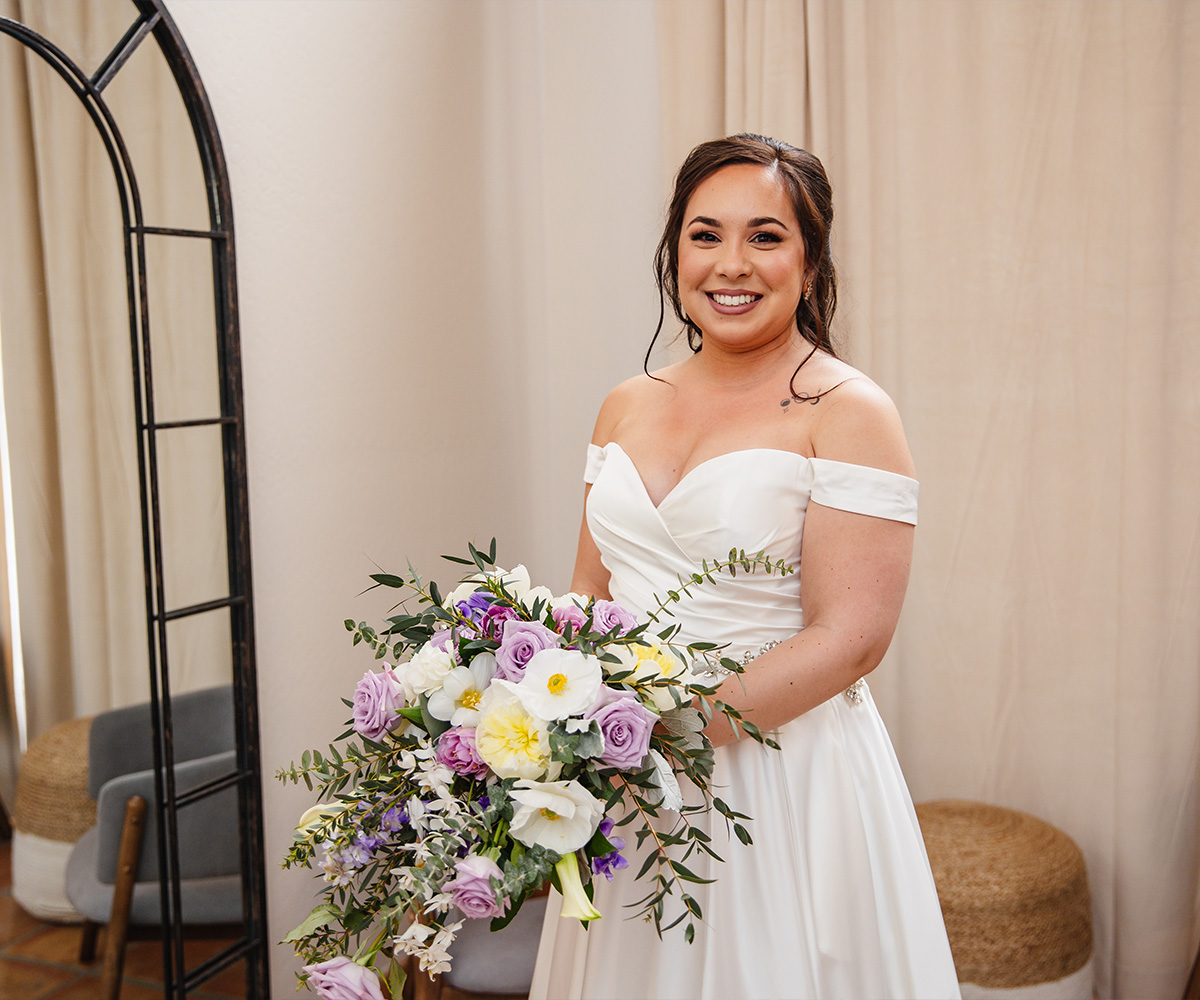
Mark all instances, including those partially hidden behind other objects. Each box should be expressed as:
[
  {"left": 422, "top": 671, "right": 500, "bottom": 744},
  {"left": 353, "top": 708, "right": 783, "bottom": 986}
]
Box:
[
  {"left": 809, "top": 458, "right": 919, "bottom": 525},
  {"left": 584, "top": 443, "right": 605, "bottom": 484}
]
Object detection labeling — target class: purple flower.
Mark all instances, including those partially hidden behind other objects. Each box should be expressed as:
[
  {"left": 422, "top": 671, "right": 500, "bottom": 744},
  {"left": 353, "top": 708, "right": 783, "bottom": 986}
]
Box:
[
  {"left": 591, "top": 817, "right": 629, "bottom": 882},
  {"left": 480, "top": 603, "right": 521, "bottom": 639},
  {"left": 334, "top": 841, "right": 372, "bottom": 869},
  {"left": 456, "top": 591, "right": 495, "bottom": 626},
  {"left": 495, "top": 619, "right": 560, "bottom": 682},
  {"left": 437, "top": 727, "right": 490, "bottom": 779},
  {"left": 355, "top": 831, "right": 385, "bottom": 853},
  {"left": 380, "top": 803, "right": 407, "bottom": 832},
  {"left": 445, "top": 854, "right": 509, "bottom": 919},
  {"left": 592, "top": 599, "right": 637, "bottom": 636},
  {"left": 302, "top": 956, "right": 385, "bottom": 1000},
  {"left": 351, "top": 667, "right": 406, "bottom": 742},
  {"left": 585, "top": 685, "right": 657, "bottom": 769},
  {"left": 552, "top": 605, "right": 588, "bottom": 633}
]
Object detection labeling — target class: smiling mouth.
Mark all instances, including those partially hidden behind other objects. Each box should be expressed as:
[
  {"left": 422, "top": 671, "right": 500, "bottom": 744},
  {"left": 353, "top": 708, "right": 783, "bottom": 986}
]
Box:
[{"left": 708, "top": 292, "right": 762, "bottom": 307}]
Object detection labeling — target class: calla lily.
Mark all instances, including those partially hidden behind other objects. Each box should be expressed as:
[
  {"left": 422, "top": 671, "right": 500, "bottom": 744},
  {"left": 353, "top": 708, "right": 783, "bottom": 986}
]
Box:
[
  {"left": 296, "top": 802, "right": 347, "bottom": 833},
  {"left": 555, "top": 851, "right": 602, "bottom": 922}
]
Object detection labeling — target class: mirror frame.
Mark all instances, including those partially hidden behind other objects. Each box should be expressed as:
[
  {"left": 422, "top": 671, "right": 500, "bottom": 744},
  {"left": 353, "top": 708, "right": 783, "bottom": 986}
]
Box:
[{"left": 0, "top": 2, "right": 267, "bottom": 995}]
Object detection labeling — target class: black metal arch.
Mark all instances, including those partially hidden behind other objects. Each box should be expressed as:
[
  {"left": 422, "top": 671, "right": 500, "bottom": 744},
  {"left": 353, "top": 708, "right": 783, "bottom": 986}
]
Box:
[{"left": 0, "top": 3, "right": 267, "bottom": 996}]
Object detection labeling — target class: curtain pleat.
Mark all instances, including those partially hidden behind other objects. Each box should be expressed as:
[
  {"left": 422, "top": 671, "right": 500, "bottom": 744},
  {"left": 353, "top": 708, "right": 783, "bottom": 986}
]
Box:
[
  {"left": 661, "top": 1, "right": 1200, "bottom": 996},
  {"left": 0, "top": 0, "right": 235, "bottom": 746}
]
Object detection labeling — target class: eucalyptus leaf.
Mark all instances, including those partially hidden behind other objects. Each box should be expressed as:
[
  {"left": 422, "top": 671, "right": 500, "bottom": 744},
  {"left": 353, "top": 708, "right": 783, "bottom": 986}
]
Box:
[{"left": 284, "top": 903, "right": 341, "bottom": 942}]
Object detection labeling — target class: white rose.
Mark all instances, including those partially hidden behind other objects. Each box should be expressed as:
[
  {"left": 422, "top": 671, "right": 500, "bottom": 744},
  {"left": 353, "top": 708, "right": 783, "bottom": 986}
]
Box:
[
  {"left": 549, "top": 592, "right": 588, "bottom": 611},
  {"left": 509, "top": 778, "right": 605, "bottom": 853},
  {"left": 443, "top": 564, "right": 531, "bottom": 608},
  {"left": 442, "top": 580, "right": 484, "bottom": 609},
  {"left": 522, "top": 585, "right": 554, "bottom": 611},
  {"left": 495, "top": 564, "right": 531, "bottom": 600},
  {"left": 399, "top": 642, "right": 456, "bottom": 700}
]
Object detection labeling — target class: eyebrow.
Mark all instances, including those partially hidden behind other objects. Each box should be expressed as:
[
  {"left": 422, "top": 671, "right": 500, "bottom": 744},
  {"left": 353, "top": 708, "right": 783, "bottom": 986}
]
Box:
[{"left": 686, "top": 215, "right": 791, "bottom": 230}]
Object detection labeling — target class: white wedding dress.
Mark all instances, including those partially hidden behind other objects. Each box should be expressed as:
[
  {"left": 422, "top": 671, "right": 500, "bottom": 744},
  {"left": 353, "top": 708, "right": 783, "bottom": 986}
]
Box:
[{"left": 529, "top": 442, "right": 961, "bottom": 1000}]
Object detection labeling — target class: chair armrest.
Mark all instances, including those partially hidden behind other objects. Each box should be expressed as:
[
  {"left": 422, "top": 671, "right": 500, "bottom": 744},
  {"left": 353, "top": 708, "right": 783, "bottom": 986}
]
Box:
[
  {"left": 87, "top": 686, "right": 236, "bottom": 798},
  {"left": 94, "top": 749, "right": 241, "bottom": 883}
]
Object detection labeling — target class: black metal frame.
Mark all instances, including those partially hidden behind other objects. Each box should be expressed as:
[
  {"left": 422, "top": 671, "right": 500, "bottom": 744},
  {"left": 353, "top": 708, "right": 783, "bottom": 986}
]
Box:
[{"left": 0, "top": 3, "right": 267, "bottom": 996}]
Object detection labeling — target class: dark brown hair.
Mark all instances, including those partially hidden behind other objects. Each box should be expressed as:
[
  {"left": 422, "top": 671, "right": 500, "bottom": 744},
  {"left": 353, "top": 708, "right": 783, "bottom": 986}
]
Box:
[{"left": 646, "top": 133, "right": 839, "bottom": 395}]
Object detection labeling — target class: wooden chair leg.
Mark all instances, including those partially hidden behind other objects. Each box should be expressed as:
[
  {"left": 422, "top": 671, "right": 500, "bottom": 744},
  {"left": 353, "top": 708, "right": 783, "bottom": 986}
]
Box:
[
  {"left": 410, "top": 959, "right": 443, "bottom": 1000},
  {"left": 101, "top": 794, "right": 147, "bottom": 1000},
  {"left": 79, "top": 920, "right": 101, "bottom": 963}
]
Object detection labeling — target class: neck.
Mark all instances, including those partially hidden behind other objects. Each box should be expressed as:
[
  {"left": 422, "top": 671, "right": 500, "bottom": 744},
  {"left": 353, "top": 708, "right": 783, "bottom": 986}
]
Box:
[{"left": 691, "top": 330, "right": 809, "bottom": 390}]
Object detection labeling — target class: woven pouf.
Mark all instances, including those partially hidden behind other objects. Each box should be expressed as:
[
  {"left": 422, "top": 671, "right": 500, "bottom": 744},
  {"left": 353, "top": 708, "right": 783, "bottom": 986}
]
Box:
[
  {"left": 12, "top": 716, "right": 96, "bottom": 921},
  {"left": 916, "top": 800, "right": 1094, "bottom": 1000}
]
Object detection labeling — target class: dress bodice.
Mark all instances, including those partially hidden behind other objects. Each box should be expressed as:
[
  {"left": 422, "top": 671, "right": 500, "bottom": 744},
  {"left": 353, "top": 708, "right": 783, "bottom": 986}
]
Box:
[{"left": 584, "top": 442, "right": 918, "bottom": 659}]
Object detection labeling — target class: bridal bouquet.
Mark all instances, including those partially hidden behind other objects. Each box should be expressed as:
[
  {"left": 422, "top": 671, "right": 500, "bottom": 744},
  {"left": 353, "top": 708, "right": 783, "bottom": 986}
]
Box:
[{"left": 279, "top": 540, "right": 789, "bottom": 998}]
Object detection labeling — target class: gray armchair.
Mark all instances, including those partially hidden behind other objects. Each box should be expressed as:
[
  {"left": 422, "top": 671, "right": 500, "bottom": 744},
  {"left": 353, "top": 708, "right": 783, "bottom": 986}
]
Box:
[{"left": 65, "top": 685, "right": 243, "bottom": 999}]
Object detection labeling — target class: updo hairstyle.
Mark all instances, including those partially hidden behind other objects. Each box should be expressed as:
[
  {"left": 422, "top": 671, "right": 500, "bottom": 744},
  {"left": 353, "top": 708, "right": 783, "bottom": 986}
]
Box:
[{"left": 646, "top": 133, "right": 840, "bottom": 386}]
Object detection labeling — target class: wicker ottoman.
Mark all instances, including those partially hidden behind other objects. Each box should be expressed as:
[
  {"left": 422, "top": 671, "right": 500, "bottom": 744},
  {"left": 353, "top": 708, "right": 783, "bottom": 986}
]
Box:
[
  {"left": 12, "top": 715, "right": 96, "bottom": 921},
  {"left": 916, "top": 800, "right": 1094, "bottom": 1000}
]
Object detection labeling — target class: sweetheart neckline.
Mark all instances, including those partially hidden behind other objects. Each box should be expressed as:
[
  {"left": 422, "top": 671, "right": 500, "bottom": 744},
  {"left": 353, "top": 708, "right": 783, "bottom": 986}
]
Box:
[{"left": 597, "top": 441, "right": 811, "bottom": 511}]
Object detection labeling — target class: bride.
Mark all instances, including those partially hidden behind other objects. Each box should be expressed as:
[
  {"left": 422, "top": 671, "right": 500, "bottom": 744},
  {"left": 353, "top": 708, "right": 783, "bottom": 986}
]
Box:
[{"left": 529, "top": 135, "right": 961, "bottom": 999}]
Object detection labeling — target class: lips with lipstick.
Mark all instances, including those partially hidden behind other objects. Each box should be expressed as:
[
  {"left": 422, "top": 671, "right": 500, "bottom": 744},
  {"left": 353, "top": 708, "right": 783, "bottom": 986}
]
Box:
[{"left": 706, "top": 290, "right": 763, "bottom": 314}]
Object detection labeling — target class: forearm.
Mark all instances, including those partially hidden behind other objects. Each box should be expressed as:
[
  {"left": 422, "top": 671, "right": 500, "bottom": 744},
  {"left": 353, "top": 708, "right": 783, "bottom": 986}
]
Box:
[{"left": 701, "top": 621, "right": 893, "bottom": 748}]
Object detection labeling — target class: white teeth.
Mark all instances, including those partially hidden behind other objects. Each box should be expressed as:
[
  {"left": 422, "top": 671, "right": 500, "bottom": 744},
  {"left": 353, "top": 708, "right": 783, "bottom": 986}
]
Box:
[{"left": 712, "top": 293, "right": 758, "bottom": 306}]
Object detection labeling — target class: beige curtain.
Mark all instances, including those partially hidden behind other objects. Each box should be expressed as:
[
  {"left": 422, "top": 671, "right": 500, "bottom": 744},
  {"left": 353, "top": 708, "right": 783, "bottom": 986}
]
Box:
[
  {"left": 658, "top": 1, "right": 1200, "bottom": 996},
  {"left": 0, "top": 0, "right": 233, "bottom": 758}
]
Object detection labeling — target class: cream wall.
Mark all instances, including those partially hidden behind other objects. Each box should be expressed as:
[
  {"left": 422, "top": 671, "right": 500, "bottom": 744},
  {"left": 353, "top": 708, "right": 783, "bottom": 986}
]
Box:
[{"left": 167, "top": 1, "right": 663, "bottom": 991}]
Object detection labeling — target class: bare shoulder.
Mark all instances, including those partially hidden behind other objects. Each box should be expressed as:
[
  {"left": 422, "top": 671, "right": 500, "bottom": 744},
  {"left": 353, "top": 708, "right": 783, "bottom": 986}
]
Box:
[
  {"left": 810, "top": 369, "right": 915, "bottom": 477},
  {"left": 590, "top": 367, "right": 681, "bottom": 445}
]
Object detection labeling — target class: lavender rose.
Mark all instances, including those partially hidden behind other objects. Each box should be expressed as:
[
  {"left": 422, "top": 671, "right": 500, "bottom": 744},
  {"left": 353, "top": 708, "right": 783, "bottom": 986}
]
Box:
[
  {"left": 351, "top": 667, "right": 406, "bottom": 742},
  {"left": 552, "top": 603, "right": 588, "bottom": 633},
  {"left": 586, "top": 685, "right": 657, "bottom": 769},
  {"left": 429, "top": 628, "right": 459, "bottom": 657},
  {"left": 302, "top": 956, "right": 385, "bottom": 1000},
  {"left": 446, "top": 854, "right": 509, "bottom": 919},
  {"left": 591, "top": 599, "right": 637, "bottom": 636},
  {"left": 495, "top": 619, "right": 560, "bottom": 682},
  {"left": 437, "top": 727, "right": 490, "bottom": 779}
]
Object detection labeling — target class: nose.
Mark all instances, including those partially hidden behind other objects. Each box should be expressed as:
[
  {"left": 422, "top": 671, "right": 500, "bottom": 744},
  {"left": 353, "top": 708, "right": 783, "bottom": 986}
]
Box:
[{"left": 715, "top": 240, "right": 751, "bottom": 279}]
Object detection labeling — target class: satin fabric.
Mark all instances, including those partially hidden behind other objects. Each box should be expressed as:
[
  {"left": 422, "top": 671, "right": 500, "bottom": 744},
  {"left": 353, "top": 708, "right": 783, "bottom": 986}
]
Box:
[{"left": 529, "top": 444, "right": 959, "bottom": 1000}]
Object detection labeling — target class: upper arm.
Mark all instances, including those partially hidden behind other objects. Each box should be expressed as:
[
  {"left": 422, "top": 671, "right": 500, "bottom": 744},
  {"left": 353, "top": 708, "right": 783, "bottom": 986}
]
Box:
[
  {"left": 799, "top": 379, "right": 916, "bottom": 670},
  {"left": 570, "top": 485, "right": 610, "bottom": 598},
  {"left": 570, "top": 379, "right": 644, "bottom": 599}
]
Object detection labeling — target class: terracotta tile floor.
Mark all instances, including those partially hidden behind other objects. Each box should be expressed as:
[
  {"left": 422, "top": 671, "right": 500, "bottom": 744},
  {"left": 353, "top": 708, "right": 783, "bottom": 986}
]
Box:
[{"left": 0, "top": 838, "right": 246, "bottom": 999}]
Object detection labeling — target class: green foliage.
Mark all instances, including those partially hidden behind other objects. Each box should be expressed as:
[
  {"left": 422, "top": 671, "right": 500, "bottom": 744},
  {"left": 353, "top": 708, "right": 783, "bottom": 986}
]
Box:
[{"left": 280, "top": 538, "right": 794, "bottom": 987}]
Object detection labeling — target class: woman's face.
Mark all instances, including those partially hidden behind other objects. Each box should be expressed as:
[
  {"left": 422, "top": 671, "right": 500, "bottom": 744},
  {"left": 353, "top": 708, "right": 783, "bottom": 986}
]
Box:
[{"left": 676, "top": 163, "right": 806, "bottom": 351}]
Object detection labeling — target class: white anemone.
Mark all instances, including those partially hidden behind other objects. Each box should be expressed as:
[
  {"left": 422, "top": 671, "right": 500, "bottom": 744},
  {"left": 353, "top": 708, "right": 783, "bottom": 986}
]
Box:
[
  {"left": 508, "top": 778, "right": 605, "bottom": 853},
  {"left": 514, "top": 648, "right": 603, "bottom": 721}
]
